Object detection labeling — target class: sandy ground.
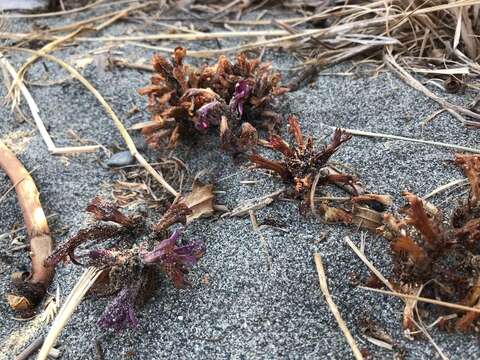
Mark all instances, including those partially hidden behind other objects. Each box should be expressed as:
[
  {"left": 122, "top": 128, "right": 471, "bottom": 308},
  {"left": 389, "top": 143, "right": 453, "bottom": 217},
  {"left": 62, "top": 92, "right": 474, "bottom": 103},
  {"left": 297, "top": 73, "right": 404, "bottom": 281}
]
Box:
[{"left": 1, "top": 4, "right": 480, "bottom": 359}]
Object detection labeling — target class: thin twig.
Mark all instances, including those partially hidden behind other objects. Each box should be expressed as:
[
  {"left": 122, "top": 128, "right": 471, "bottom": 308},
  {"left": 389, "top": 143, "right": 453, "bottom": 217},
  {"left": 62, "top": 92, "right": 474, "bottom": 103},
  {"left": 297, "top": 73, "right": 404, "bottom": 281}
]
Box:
[
  {"left": 0, "top": 53, "right": 100, "bottom": 154},
  {"left": 15, "top": 334, "right": 44, "bottom": 360},
  {"left": 249, "top": 210, "right": 272, "bottom": 270},
  {"left": 314, "top": 253, "right": 364, "bottom": 360},
  {"left": 359, "top": 286, "right": 480, "bottom": 314},
  {"left": 344, "top": 237, "right": 395, "bottom": 292},
  {"left": 337, "top": 127, "right": 480, "bottom": 154}
]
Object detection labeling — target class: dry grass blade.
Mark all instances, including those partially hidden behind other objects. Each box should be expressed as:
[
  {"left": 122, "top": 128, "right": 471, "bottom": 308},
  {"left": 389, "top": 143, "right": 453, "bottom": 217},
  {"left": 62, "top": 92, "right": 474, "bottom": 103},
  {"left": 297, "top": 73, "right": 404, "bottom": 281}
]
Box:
[
  {"left": 37, "top": 267, "right": 103, "bottom": 360},
  {"left": 359, "top": 286, "right": 480, "bottom": 314},
  {"left": 0, "top": 47, "right": 178, "bottom": 197},
  {"left": 344, "top": 237, "right": 395, "bottom": 292},
  {"left": 338, "top": 127, "right": 480, "bottom": 154},
  {"left": 8, "top": 27, "right": 85, "bottom": 106},
  {"left": 227, "top": 188, "right": 285, "bottom": 217},
  {"left": 0, "top": 0, "right": 139, "bottom": 19},
  {"left": 384, "top": 53, "right": 480, "bottom": 125},
  {"left": 0, "top": 52, "right": 101, "bottom": 154},
  {"left": 424, "top": 178, "right": 469, "bottom": 199},
  {"left": 314, "top": 253, "right": 364, "bottom": 360}
]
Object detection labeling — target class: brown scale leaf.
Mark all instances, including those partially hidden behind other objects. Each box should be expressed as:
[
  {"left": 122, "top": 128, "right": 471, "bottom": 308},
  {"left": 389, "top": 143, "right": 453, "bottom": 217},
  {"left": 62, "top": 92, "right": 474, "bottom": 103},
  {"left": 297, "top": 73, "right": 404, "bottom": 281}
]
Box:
[
  {"left": 391, "top": 236, "right": 426, "bottom": 264},
  {"left": 152, "top": 202, "right": 192, "bottom": 234},
  {"left": 402, "top": 192, "right": 443, "bottom": 246},
  {"left": 86, "top": 197, "right": 134, "bottom": 227}
]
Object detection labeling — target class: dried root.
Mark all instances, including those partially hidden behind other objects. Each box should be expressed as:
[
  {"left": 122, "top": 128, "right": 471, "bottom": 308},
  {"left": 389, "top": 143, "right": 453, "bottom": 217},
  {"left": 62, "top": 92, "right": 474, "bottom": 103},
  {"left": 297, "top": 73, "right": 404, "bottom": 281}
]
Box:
[{"left": 0, "top": 141, "right": 54, "bottom": 315}]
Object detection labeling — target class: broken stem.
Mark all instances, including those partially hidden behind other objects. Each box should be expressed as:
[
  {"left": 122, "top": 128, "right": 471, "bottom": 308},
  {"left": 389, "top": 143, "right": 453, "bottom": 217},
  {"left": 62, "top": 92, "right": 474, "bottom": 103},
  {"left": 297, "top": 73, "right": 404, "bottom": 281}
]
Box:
[
  {"left": 37, "top": 267, "right": 103, "bottom": 360},
  {"left": 360, "top": 286, "right": 480, "bottom": 314}
]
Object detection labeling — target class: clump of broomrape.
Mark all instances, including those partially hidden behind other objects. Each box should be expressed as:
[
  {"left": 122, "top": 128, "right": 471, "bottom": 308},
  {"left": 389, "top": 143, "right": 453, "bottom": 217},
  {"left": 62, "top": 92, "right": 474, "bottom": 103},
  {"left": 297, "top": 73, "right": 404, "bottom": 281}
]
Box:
[
  {"left": 250, "top": 115, "right": 392, "bottom": 230},
  {"left": 381, "top": 154, "right": 480, "bottom": 333},
  {"left": 137, "top": 47, "right": 288, "bottom": 153},
  {"left": 45, "top": 197, "right": 205, "bottom": 330}
]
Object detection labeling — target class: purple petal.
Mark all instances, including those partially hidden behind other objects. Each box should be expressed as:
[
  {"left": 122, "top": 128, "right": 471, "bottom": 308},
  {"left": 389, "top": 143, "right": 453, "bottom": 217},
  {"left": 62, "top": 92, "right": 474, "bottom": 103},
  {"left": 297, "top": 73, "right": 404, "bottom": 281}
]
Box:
[
  {"left": 176, "top": 254, "right": 198, "bottom": 267},
  {"left": 229, "top": 80, "right": 251, "bottom": 116},
  {"left": 98, "top": 288, "right": 138, "bottom": 331},
  {"left": 141, "top": 228, "right": 182, "bottom": 264},
  {"left": 195, "top": 101, "right": 223, "bottom": 130},
  {"left": 175, "top": 240, "right": 205, "bottom": 257}
]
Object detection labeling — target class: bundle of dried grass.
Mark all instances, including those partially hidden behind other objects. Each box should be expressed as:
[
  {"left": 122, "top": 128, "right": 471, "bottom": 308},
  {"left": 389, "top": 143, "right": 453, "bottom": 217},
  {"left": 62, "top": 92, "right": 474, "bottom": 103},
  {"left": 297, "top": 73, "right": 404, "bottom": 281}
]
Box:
[{"left": 286, "top": 0, "right": 480, "bottom": 123}]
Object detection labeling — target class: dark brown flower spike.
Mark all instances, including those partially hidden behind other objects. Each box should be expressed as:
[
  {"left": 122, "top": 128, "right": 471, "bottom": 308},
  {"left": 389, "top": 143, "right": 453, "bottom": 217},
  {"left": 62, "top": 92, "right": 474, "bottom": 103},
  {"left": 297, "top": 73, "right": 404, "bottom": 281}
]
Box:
[
  {"left": 250, "top": 115, "right": 353, "bottom": 203},
  {"left": 249, "top": 115, "right": 389, "bottom": 232},
  {"left": 455, "top": 154, "right": 480, "bottom": 207},
  {"left": 86, "top": 197, "right": 135, "bottom": 227},
  {"left": 152, "top": 202, "right": 192, "bottom": 234}
]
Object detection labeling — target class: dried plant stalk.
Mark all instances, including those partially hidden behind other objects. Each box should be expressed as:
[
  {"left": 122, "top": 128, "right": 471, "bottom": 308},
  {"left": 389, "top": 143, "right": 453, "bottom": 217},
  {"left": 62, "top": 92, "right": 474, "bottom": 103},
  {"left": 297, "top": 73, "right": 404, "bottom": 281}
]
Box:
[
  {"left": 0, "top": 140, "right": 54, "bottom": 311},
  {"left": 314, "top": 253, "right": 364, "bottom": 360},
  {"left": 37, "top": 267, "right": 103, "bottom": 360}
]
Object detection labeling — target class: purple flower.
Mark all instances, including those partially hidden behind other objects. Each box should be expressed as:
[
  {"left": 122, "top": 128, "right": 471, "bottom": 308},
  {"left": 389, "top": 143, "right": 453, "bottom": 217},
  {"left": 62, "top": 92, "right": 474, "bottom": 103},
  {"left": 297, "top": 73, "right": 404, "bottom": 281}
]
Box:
[
  {"left": 195, "top": 100, "right": 223, "bottom": 130},
  {"left": 140, "top": 229, "right": 205, "bottom": 288},
  {"left": 229, "top": 80, "right": 251, "bottom": 116},
  {"left": 98, "top": 287, "right": 139, "bottom": 331}
]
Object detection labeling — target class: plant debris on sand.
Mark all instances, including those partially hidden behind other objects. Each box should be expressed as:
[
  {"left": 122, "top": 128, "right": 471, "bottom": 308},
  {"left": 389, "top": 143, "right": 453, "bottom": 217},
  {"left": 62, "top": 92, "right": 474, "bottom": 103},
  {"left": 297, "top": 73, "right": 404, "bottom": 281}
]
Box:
[
  {"left": 381, "top": 154, "right": 480, "bottom": 334},
  {"left": 137, "top": 47, "right": 288, "bottom": 153}
]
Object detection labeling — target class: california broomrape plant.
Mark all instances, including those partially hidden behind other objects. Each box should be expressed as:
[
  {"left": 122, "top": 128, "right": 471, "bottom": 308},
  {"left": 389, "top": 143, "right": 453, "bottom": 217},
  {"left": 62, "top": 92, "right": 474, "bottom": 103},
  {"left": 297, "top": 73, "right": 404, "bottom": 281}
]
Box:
[
  {"left": 381, "top": 154, "right": 480, "bottom": 333},
  {"left": 44, "top": 197, "right": 205, "bottom": 330},
  {"left": 137, "top": 47, "right": 289, "bottom": 153},
  {"left": 250, "top": 115, "right": 392, "bottom": 229}
]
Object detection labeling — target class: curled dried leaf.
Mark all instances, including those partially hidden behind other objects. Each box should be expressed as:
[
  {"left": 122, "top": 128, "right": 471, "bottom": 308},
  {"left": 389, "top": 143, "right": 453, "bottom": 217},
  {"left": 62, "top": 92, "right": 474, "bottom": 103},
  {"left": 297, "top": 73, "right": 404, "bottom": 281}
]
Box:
[
  {"left": 351, "top": 205, "right": 384, "bottom": 231},
  {"left": 352, "top": 194, "right": 393, "bottom": 210},
  {"left": 183, "top": 180, "right": 215, "bottom": 223},
  {"left": 319, "top": 203, "right": 352, "bottom": 224}
]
